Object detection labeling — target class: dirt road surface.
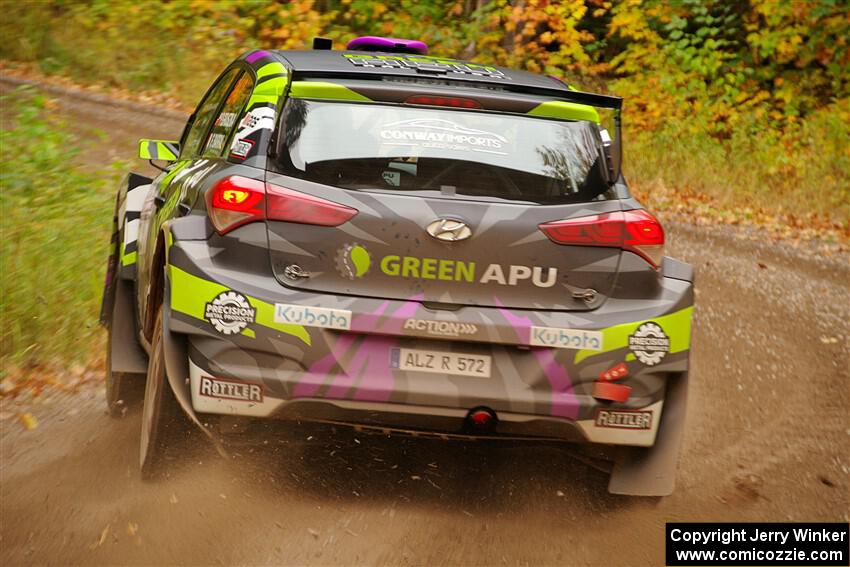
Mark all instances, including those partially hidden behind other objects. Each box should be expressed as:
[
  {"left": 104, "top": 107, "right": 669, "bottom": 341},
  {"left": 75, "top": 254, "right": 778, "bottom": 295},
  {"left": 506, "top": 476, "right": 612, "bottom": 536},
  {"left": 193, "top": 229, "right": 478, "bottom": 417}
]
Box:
[{"left": 1, "top": 79, "right": 848, "bottom": 566}]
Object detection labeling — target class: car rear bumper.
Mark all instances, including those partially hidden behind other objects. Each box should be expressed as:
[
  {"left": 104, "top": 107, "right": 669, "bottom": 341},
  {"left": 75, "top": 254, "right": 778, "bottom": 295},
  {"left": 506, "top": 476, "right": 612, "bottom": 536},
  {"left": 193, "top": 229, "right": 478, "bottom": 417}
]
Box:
[{"left": 165, "top": 221, "right": 693, "bottom": 448}]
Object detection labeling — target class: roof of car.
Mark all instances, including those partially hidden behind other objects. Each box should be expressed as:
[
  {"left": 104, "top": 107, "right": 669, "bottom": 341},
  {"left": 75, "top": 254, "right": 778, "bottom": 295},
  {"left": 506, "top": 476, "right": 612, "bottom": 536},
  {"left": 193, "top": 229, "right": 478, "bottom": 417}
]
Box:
[
  {"left": 273, "top": 49, "right": 567, "bottom": 91},
  {"left": 238, "top": 49, "right": 621, "bottom": 109}
]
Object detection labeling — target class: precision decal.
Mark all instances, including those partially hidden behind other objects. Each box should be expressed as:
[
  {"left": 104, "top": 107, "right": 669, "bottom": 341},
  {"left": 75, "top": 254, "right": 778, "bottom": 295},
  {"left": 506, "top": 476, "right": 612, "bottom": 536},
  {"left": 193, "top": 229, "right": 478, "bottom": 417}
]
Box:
[
  {"left": 595, "top": 409, "right": 652, "bottom": 430},
  {"left": 199, "top": 376, "right": 263, "bottom": 403},
  {"left": 529, "top": 326, "right": 603, "bottom": 350},
  {"left": 204, "top": 291, "right": 256, "bottom": 335},
  {"left": 274, "top": 304, "right": 351, "bottom": 331},
  {"left": 628, "top": 321, "right": 670, "bottom": 366}
]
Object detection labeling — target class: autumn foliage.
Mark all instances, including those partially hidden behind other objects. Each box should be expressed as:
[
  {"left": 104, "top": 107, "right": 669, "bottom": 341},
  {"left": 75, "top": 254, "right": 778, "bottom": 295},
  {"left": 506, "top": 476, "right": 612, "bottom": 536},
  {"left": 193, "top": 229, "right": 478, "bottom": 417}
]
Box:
[{"left": 2, "top": 0, "right": 848, "bottom": 227}]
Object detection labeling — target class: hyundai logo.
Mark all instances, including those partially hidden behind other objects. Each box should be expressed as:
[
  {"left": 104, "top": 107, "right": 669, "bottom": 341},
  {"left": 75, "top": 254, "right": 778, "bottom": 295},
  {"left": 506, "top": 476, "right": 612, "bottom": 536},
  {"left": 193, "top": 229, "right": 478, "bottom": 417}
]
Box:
[{"left": 426, "top": 219, "right": 472, "bottom": 242}]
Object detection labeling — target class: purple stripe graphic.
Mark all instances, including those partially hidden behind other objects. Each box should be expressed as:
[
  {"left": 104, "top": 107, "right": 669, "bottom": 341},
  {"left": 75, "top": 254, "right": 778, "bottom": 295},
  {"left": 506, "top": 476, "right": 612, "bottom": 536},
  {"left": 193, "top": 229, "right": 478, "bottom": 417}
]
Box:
[
  {"left": 495, "top": 299, "right": 579, "bottom": 419},
  {"left": 246, "top": 50, "right": 271, "bottom": 63}
]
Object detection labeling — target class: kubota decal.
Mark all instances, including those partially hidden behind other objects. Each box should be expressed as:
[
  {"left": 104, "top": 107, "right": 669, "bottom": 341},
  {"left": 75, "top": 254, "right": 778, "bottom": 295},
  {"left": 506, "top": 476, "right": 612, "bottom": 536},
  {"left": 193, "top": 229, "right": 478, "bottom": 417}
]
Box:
[
  {"left": 274, "top": 304, "right": 351, "bottom": 331},
  {"left": 529, "top": 326, "right": 602, "bottom": 350}
]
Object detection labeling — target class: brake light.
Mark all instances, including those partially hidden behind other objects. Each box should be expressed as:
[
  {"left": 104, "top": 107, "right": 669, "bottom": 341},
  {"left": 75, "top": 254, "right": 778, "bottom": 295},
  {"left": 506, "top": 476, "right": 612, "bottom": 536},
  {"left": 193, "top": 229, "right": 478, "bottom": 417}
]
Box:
[
  {"left": 405, "top": 95, "right": 481, "bottom": 109},
  {"left": 207, "top": 176, "right": 265, "bottom": 234},
  {"left": 539, "top": 209, "right": 665, "bottom": 268},
  {"left": 266, "top": 184, "right": 357, "bottom": 227},
  {"left": 206, "top": 176, "right": 358, "bottom": 235}
]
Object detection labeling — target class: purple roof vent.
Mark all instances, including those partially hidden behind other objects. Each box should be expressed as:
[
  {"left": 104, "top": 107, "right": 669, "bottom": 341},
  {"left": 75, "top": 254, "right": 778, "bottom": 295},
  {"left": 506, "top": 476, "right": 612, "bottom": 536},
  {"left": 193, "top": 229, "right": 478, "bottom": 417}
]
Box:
[{"left": 346, "top": 36, "right": 428, "bottom": 55}]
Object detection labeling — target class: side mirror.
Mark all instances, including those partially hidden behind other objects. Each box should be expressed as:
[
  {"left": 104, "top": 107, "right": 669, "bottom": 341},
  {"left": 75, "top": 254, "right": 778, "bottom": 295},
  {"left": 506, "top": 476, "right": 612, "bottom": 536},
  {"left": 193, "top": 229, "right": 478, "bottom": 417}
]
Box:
[{"left": 138, "top": 139, "right": 180, "bottom": 162}]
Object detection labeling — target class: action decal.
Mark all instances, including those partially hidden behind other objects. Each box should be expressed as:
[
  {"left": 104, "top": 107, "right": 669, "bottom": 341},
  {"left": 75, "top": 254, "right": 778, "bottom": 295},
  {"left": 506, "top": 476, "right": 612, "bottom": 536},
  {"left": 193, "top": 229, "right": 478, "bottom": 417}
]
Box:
[
  {"left": 403, "top": 319, "right": 478, "bottom": 338},
  {"left": 628, "top": 321, "right": 670, "bottom": 366},
  {"left": 204, "top": 291, "right": 256, "bottom": 335}
]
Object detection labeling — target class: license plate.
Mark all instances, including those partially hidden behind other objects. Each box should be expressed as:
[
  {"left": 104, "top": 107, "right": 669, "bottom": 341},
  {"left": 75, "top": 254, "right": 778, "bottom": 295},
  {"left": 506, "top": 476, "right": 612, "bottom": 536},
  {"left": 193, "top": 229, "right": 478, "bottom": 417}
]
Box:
[{"left": 390, "top": 348, "right": 491, "bottom": 378}]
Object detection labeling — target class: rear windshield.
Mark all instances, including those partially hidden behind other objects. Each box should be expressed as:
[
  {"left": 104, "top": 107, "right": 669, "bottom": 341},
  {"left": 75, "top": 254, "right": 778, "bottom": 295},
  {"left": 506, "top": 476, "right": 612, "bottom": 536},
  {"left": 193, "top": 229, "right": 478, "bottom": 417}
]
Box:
[{"left": 275, "top": 99, "right": 608, "bottom": 204}]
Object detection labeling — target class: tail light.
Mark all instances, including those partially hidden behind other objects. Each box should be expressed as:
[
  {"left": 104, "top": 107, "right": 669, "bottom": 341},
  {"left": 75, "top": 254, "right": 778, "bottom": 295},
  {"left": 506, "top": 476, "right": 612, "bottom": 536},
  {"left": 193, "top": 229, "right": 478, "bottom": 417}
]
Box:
[
  {"left": 206, "top": 176, "right": 358, "bottom": 235},
  {"left": 405, "top": 95, "right": 481, "bottom": 109},
  {"left": 207, "top": 176, "right": 265, "bottom": 234},
  {"left": 539, "top": 209, "right": 665, "bottom": 268}
]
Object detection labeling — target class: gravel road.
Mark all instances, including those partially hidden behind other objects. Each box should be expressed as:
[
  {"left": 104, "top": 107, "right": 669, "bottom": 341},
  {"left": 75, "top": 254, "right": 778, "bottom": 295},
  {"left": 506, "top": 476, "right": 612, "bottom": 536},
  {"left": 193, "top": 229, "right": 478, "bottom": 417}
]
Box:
[{"left": 1, "top": 79, "right": 848, "bottom": 566}]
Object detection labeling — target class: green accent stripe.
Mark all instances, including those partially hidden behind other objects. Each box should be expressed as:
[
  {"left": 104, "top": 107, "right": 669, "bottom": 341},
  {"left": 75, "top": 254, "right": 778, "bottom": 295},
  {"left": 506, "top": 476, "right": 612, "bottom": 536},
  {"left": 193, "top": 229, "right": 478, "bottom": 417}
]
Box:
[
  {"left": 155, "top": 141, "right": 177, "bottom": 160},
  {"left": 138, "top": 140, "right": 153, "bottom": 159},
  {"left": 119, "top": 240, "right": 137, "bottom": 266},
  {"left": 528, "top": 101, "right": 600, "bottom": 123},
  {"left": 139, "top": 139, "right": 178, "bottom": 160},
  {"left": 161, "top": 160, "right": 189, "bottom": 187},
  {"left": 256, "top": 62, "right": 287, "bottom": 79},
  {"left": 168, "top": 266, "right": 310, "bottom": 345},
  {"left": 289, "top": 81, "right": 372, "bottom": 102},
  {"left": 574, "top": 306, "right": 694, "bottom": 364},
  {"left": 247, "top": 75, "right": 289, "bottom": 109}
]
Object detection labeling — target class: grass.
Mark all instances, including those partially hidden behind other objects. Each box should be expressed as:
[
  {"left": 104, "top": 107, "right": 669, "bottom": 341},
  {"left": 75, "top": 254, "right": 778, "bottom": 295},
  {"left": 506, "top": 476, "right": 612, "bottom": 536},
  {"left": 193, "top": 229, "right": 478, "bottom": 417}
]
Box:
[
  {"left": 626, "top": 102, "right": 850, "bottom": 228},
  {"left": 0, "top": 87, "right": 120, "bottom": 375}
]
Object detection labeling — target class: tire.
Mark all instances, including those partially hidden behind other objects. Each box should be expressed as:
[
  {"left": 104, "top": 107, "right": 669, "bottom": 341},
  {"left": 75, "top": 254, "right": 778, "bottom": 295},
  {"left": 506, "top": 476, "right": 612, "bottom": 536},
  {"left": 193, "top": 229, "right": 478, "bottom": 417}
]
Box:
[{"left": 139, "top": 305, "right": 186, "bottom": 479}]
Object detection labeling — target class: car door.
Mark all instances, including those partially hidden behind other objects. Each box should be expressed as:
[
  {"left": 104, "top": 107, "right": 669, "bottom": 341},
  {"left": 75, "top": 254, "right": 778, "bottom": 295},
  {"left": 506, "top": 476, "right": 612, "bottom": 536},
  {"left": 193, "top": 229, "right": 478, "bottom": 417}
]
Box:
[{"left": 136, "top": 67, "right": 243, "bottom": 321}]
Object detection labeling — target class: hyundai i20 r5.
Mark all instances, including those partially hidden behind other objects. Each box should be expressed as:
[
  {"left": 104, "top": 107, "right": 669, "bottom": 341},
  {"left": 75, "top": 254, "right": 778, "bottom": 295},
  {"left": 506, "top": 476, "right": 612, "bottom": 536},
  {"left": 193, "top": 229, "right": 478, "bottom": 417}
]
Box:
[{"left": 101, "top": 36, "right": 694, "bottom": 495}]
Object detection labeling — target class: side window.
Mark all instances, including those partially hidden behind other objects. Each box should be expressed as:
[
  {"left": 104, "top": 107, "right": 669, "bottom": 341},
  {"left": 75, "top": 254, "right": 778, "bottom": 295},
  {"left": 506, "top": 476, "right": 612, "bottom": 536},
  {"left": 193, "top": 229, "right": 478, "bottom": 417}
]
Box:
[
  {"left": 202, "top": 73, "right": 254, "bottom": 158},
  {"left": 181, "top": 68, "right": 240, "bottom": 159}
]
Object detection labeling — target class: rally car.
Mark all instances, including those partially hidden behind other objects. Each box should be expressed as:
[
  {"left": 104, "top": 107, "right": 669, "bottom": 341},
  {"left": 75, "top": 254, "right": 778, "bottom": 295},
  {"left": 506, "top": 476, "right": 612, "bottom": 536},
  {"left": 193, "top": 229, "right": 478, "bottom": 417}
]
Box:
[{"left": 100, "top": 36, "right": 694, "bottom": 495}]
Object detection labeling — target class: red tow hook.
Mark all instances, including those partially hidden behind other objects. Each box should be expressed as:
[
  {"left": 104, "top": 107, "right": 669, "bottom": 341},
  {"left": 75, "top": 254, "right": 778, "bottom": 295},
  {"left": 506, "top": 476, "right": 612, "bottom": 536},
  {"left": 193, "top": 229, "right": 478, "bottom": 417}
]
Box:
[{"left": 593, "top": 362, "right": 632, "bottom": 402}]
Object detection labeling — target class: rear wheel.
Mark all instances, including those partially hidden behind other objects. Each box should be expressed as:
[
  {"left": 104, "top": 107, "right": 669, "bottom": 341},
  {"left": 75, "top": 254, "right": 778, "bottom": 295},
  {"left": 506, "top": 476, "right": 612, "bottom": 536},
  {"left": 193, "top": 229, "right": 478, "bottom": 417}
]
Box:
[{"left": 139, "top": 306, "right": 186, "bottom": 479}]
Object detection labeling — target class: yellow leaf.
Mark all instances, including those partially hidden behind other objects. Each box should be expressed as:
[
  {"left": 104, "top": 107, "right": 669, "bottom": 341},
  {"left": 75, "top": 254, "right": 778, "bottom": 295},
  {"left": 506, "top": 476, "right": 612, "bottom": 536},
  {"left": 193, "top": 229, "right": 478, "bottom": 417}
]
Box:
[{"left": 19, "top": 412, "right": 38, "bottom": 430}]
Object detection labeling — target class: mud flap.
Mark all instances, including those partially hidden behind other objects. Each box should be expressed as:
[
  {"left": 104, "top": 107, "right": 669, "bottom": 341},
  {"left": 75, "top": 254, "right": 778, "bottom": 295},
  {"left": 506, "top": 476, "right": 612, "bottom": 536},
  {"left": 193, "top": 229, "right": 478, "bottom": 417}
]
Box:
[
  {"left": 161, "top": 270, "right": 229, "bottom": 458},
  {"left": 607, "top": 371, "right": 689, "bottom": 496},
  {"left": 109, "top": 279, "right": 148, "bottom": 374}
]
